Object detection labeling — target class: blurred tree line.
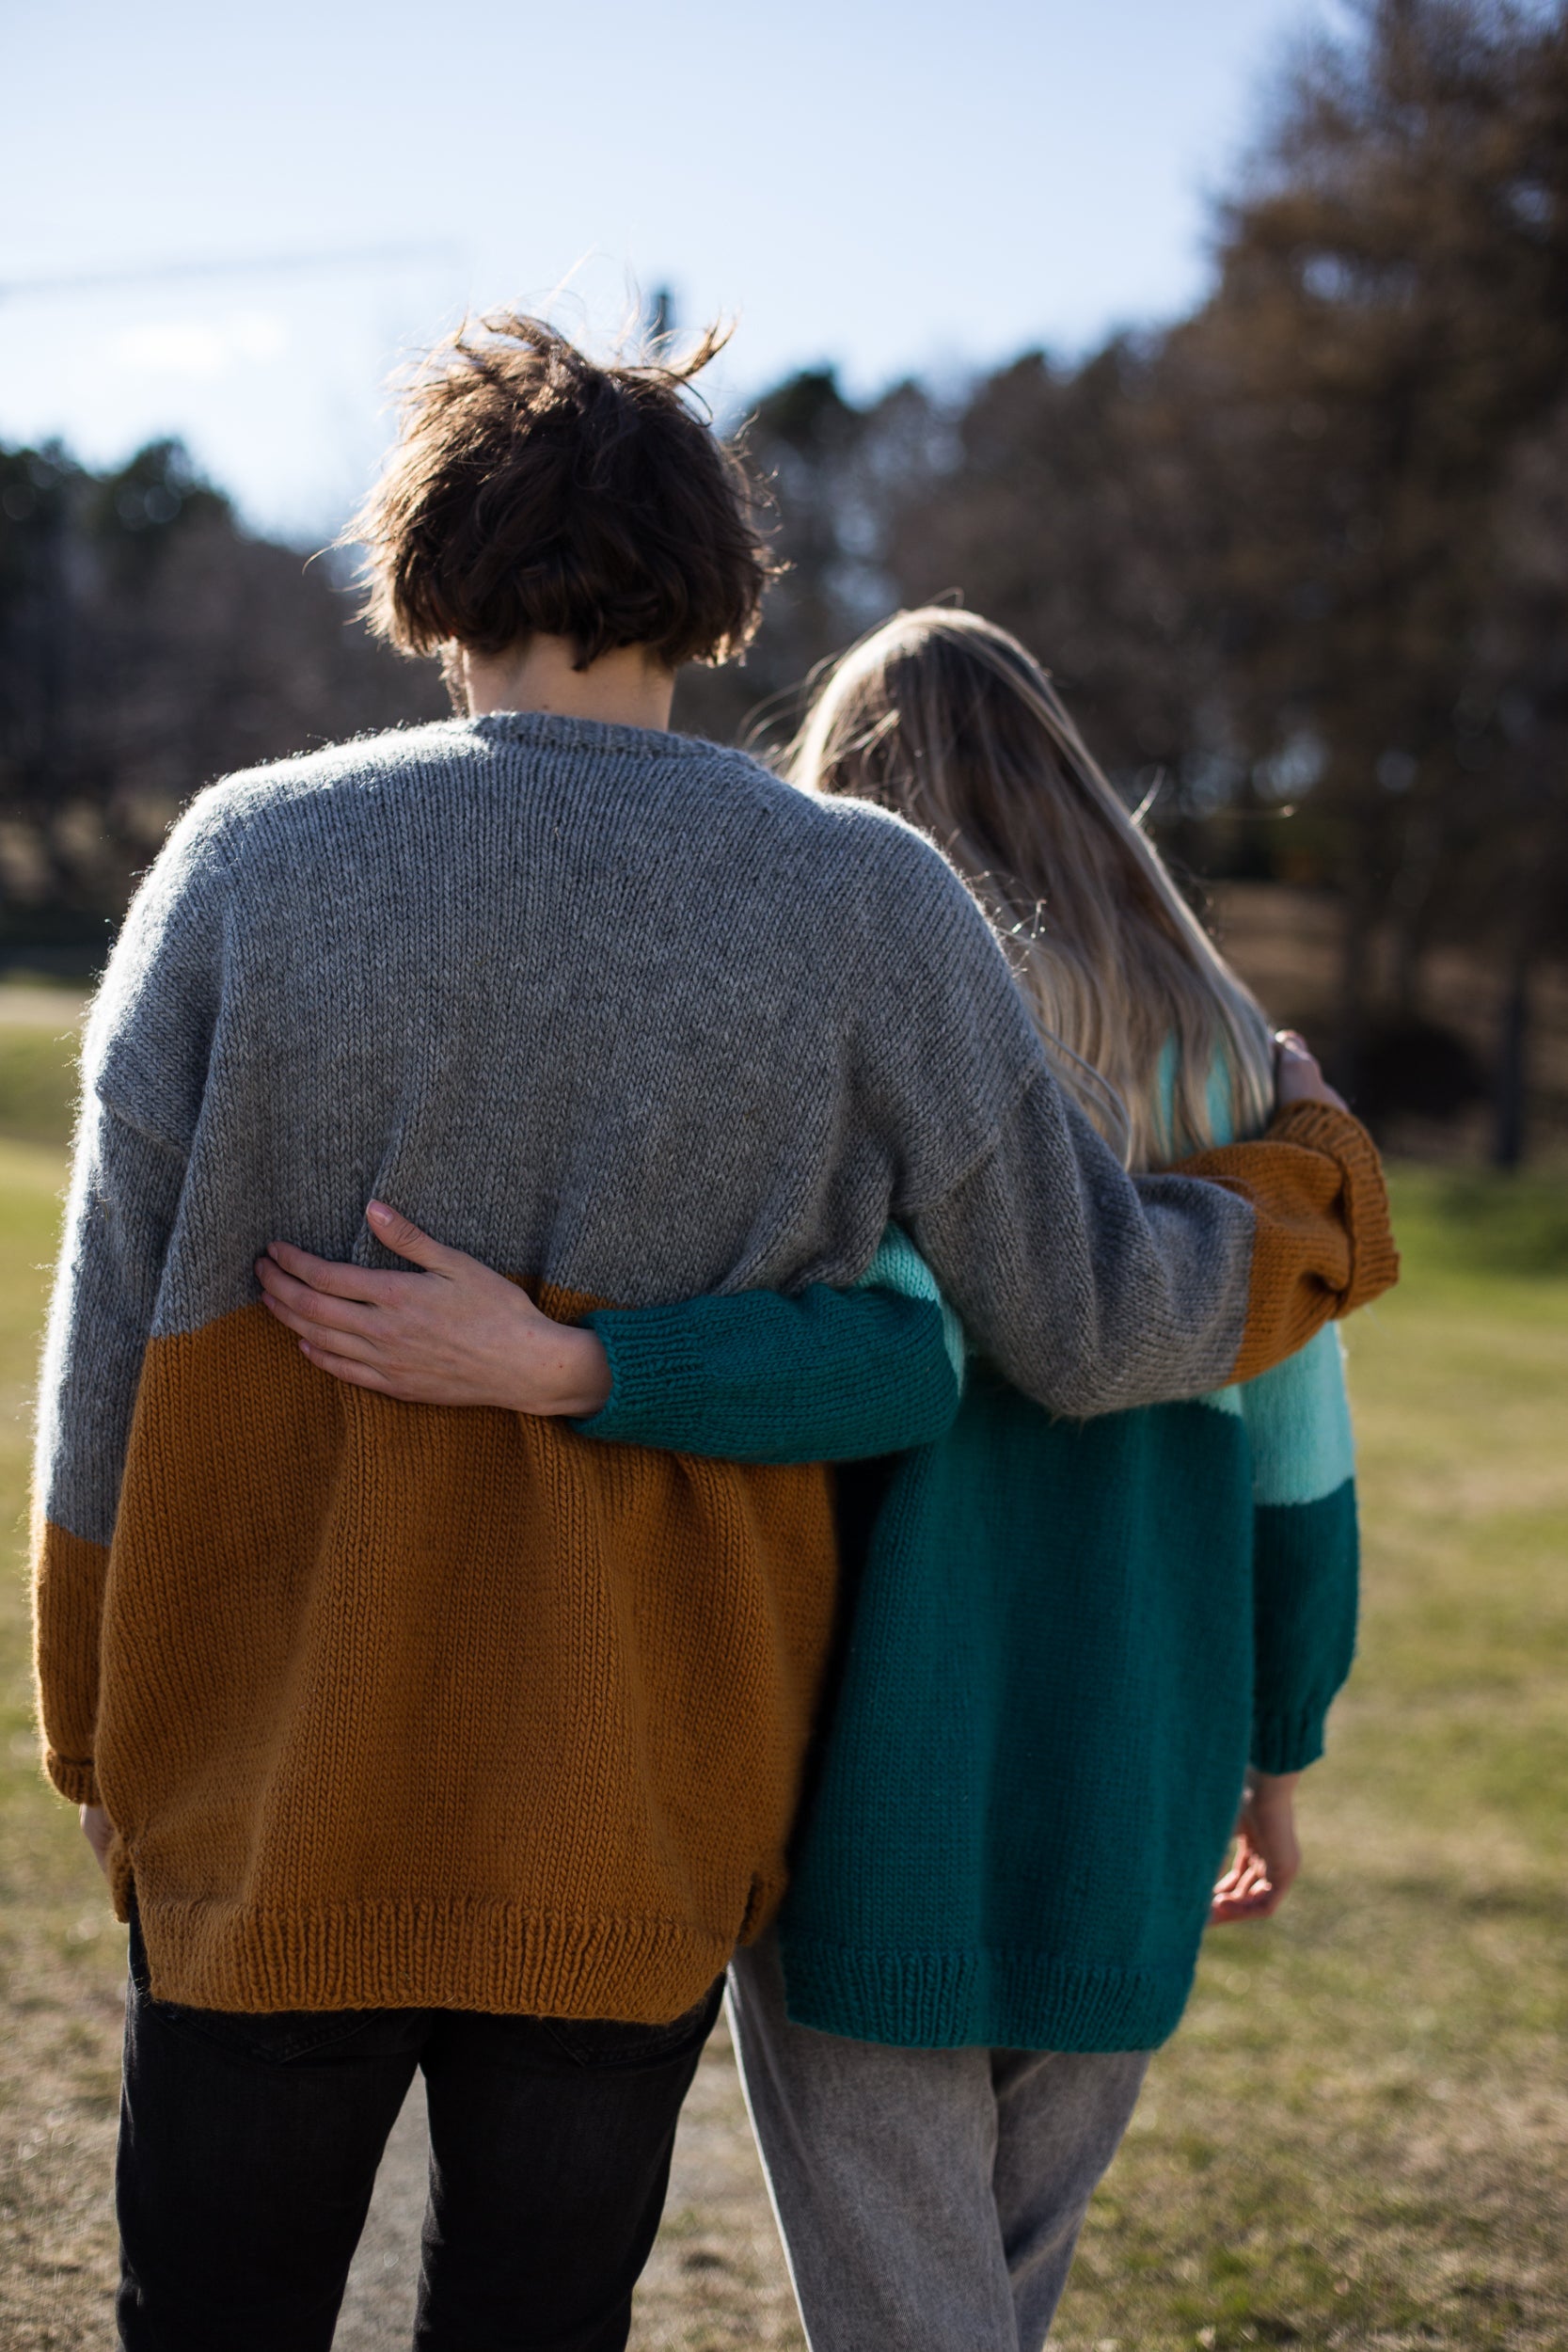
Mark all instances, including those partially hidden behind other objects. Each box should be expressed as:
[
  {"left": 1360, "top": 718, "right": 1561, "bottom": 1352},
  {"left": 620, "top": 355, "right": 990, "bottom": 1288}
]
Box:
[
  {"left": 0, "top": 438, "right": 440, "bottom": 961},
  {"left": 2, "top": 0, "right": 1565, "bottom": 1159},
  {"left": 680, "top": 0, "right": 1568, "bottom": 1162}
]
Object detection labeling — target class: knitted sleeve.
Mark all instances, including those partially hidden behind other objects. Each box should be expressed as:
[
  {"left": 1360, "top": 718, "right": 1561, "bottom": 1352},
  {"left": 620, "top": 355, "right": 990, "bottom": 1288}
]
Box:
[
  {"left": 574, "top": 1228, "right": 966, "bottom": 1463},
  {"left": 905, "top": 1083, "right": 1395, "bottom": 1421},
  {"left": 32, "top": 794, "right": 229, "bottom": 1804},
  {"left": 1237, "top": 1325, "right": 1359, "bottom": 1772},
  {"left": 846, "top": 822, "right": 1398, "bottom": 1420},
  {"left": 32, "top": 1101, "right": 190, "bottom": 1803}
]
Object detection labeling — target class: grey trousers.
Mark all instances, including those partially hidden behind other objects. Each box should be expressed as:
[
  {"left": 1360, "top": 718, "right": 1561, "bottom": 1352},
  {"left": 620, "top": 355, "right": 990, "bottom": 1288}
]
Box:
[{"left": 726, "top": 1933, "right": 1148, "bottom": 2352}]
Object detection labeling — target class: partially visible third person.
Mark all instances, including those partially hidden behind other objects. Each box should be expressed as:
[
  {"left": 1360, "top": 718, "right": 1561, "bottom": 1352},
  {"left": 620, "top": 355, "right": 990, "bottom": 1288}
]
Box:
[{"left": 262, "top": 609, "right": 1390, "bottom": 2352}]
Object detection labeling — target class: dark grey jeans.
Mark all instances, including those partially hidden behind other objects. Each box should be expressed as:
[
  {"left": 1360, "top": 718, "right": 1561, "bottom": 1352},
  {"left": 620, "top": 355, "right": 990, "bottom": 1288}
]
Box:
[
  {"left": 728, "top": 1931, "right": 1148, "bottom": 2352},
  {"left": 118, "top": 1906, "right": 721, "bottom": 2352}
]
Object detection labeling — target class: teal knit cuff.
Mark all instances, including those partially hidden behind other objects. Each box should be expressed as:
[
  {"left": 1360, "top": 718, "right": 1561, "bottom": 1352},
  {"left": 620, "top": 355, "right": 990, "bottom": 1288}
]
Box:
[
  {"left": 571, "top": 1305, "right": 735, "bottom": 1451},
  {"left": 1249, "top": 1706, "right": 1328, "bottom": 1777},
  {"left": 570, "top": 1287, "right": 962, "bottom": 1466}
]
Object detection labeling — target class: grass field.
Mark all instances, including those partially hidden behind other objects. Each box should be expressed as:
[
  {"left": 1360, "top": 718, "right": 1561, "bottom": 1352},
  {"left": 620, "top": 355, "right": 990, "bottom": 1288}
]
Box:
[{"left": 0, "top": 997, "right": 1563, "bottom": 2349}]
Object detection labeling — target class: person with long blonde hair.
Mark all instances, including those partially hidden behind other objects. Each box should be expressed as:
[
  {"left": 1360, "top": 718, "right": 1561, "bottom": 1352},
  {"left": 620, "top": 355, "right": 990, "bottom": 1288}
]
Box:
[
  {"left": 789, "top": 605, "right": 1278, "bottom": 1166},
  {"left": 262, "top": 608, "right": 1381, "bottom": 2348}
]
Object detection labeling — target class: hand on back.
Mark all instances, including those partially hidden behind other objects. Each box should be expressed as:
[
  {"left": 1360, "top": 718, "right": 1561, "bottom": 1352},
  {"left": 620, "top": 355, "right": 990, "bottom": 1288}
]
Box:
[{"left": 255, "top": 1204, "right": 613, "bottom": 1417}]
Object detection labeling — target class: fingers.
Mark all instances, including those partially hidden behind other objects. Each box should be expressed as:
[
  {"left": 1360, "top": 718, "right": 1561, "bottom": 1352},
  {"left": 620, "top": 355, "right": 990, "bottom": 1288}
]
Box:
[
  {"left": 1210, "top": 1874, "right": 1274, "bottom": 1923},
  {"left": 1217, "top": 1879, "right": 1286, "bottom": 1921},
  {"left": 1273, "top": 1029, "right": 1349, "bottom": 1115},
  {"left": 1209, "top": 1830, "right": 1277, "bottom": 1924},
  {"left": 366, "top": 1200, "right": 460, "bottom": 1271},
  {"left": 1275, "top": 1029, "right": 1323, "bottom": 1072},
  {"left": 1209, "top": 1821, "right": 1298, "bottom": 1923},
  {"left": 1210, "top": 1887, "right": 1281, "bottom": 1925},
  {"left": 256, "top": 1212, "right": 529, "bottom": 1409},
  {"left": 262, "top": 1239, "right": 408, "bottom": 1303},
  {"left": 261, "top": 1292, "right": 386, "bottom": 1365},
  {"left": 1274, "top": 1033, "right": 1319, "bottom": 1089},
  {"left": 256, "top": 1255, "right": 388, "bottom": 1340},
  {"left": 296, "top": 1342, "right": 398, "bottom": 1394}
]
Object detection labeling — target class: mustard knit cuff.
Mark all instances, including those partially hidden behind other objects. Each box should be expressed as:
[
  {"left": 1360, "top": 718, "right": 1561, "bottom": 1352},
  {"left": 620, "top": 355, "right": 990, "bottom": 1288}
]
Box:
[
  {"left": 1267, "top": 1100, "right": 1402, "bottom": 1315},
  {"left": 44, "top": 1750, "right": 100, "bottom": 1806}
]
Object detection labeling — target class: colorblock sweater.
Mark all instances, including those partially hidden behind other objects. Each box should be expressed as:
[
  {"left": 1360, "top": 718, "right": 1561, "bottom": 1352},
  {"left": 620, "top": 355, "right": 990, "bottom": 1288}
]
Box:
[
  {"left": 575, "top": 1227, "right": 1361, "bottom": 2053},
  {"left": 32, "top": 711, "right": 1397, "bottom": 2020}
]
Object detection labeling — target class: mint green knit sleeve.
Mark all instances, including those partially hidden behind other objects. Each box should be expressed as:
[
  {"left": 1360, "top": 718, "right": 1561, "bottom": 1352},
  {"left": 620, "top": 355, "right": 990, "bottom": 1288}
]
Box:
[
  {"left": 1240, "top": 1325, "right": 1359, "bottom": 1773},
  {"left": 1171, "top": 1046, "right": 1358, "bottom": 1772},
  {"left": 573, "top": 1229, "right": 965, "bottom": 1464}
]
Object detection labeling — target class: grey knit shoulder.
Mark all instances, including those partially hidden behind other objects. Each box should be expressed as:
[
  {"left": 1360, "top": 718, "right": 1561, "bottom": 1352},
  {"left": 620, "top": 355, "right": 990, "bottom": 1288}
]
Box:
[
  {"left": 41, "top": 709, "right": 1267, "bottom": 1552},
  {"left": 87, "top": 714, "right": 1044, "bottom": 1326}
]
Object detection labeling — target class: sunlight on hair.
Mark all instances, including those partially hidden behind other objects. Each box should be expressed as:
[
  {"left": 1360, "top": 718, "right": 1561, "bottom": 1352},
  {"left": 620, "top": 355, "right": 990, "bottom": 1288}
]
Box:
[
  {"left": 788, "top": 609, "right": 1277, "bottom": 1168},
  {"left": 341, "top": 310, "right": 770, "bottom": 673}
]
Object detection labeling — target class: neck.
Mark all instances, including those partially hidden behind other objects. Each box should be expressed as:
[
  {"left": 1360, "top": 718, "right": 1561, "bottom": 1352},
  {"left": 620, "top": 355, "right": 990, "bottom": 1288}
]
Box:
[{"left": 454, "top": 636, "right": 676, "bottom": 732}]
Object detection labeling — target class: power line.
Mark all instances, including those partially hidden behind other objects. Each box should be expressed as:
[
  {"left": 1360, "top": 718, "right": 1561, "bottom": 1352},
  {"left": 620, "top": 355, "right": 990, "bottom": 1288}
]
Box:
[{"left": 0, "top": 243, "right": 463, "bottom": 305}]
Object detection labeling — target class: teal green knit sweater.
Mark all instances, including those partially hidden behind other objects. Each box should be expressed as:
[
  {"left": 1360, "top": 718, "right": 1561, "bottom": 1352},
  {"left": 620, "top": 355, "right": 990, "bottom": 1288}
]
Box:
[{"left": 574, "top": 1232, "right": 1358, "bottom": 2054}]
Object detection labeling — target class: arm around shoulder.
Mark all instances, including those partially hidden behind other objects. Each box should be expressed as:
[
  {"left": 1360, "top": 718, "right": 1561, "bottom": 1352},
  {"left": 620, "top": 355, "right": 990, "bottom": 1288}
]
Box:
[
  {"left": 841, "top": 818, "right": 1399, "bottom": 1420},
  {"left": 1173, "top": 1099, "right": 1399, "bottom": 1385}
]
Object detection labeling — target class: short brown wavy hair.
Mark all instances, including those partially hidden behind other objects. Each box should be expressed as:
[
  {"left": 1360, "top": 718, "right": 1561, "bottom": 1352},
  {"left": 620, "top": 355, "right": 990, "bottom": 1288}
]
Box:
[{"left": 353, "top": 313, "right": 772, "bottom": 671}]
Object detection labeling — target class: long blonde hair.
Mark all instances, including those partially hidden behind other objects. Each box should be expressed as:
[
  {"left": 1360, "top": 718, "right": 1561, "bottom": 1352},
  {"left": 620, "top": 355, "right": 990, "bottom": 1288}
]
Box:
[{"left": 788, "top": 607, "right": 1275, "bottom": 1168}]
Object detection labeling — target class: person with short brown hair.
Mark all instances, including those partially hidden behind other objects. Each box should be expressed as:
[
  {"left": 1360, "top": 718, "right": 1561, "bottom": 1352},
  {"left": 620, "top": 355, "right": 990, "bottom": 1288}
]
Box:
[
  {"left": 36, "top": 314, "right": 1394, "bottom": 2350},
  {"left": 356, "top": 311, "right": 770, "bottom": 680}
]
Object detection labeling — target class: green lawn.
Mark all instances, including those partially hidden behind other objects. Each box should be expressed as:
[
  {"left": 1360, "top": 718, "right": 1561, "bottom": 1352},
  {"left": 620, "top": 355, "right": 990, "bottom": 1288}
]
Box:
[
  {"left": 1056, "top": 1167, "right": 1568, "bottom": 2352},
  {"left": 0, "top": 1136, "right": 128, "bottom": 2351},
  {"left": 0, "top": 1021, "right": 81, "bottom": 1152},
  {"left": 0, "top": 1003, "right": 1563, "bottom": 2347}
]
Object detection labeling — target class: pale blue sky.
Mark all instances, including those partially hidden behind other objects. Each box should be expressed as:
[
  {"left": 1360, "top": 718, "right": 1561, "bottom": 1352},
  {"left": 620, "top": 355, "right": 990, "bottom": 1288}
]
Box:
[{"left": 2, "top": 0, "right": 1338, "bottom": 537}]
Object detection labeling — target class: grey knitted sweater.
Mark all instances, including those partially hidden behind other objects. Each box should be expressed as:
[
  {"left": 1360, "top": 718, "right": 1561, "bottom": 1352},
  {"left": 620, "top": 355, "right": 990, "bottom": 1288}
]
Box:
[{"left": 32, "top": 712, "right": 1392, "bottom": 2018}]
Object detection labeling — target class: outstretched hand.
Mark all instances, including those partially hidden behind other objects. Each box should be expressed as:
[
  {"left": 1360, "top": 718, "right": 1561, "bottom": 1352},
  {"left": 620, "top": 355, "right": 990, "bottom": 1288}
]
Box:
[
  {"left": 255, "top": 1203, "right": 613, "bottom": 1416},
  {"left": 1209, "top": 1771, "right": 1302, "bottom": 1925}
]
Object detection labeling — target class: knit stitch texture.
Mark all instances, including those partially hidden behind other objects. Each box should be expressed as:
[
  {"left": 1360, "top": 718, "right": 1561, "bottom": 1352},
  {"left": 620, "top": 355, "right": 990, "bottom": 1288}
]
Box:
[
  {"left": 579, "top": 1046, "right": 1368, "bottom": 2049},
  {"left": 33, "top": 712, "right": 1396, "bottom": 2017},
  {"left": 580, "top": 1264, "right": 1359, "bottom": 2051}
]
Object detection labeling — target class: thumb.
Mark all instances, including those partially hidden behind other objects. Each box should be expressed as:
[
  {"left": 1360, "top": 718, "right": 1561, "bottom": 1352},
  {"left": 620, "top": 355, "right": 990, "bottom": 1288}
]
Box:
[{"left": 365, "top": 1200, "right": 456, "bottom": 1272}]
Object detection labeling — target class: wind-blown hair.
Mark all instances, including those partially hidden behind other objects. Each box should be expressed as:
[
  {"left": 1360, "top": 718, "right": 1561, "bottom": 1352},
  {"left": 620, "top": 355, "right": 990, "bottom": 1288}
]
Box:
[
  {"left": 351, "top": 312, "right": 771, "bottom": 673},
  {"left": 788, "top": 607, "right": 1275, "bottom": 1168}
]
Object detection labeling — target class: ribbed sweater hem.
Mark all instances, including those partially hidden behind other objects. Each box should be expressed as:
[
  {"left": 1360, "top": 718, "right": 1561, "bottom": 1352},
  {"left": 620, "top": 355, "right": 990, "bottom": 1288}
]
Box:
[
  {"left": 128, "top": 1893, "right": 735, "bottom": 2022},
  {"left": 779, "top": 1935, "right": 1198, "bottom": 2055}
]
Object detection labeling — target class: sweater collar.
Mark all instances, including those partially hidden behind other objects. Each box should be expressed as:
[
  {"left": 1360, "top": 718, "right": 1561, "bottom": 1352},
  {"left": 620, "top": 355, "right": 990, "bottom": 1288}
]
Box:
[{"left": 456, "top": 709, "right": 718, "bottom": 763}]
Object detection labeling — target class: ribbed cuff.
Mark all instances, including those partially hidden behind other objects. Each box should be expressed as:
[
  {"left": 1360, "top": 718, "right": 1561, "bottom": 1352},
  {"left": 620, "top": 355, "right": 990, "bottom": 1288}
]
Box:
[
  {"left": 1268, "top": 1101, "right": 1401, "bottom": 1313},
  {"left": 569, "top": 1307, "right": 710, "bottom": 1448},
  {"left": 44, "top": 1751, "right": 100, "bottom": 1806},
  {"left": 1249, "top": 1709, "right": 1327, "bottom": 1777}
]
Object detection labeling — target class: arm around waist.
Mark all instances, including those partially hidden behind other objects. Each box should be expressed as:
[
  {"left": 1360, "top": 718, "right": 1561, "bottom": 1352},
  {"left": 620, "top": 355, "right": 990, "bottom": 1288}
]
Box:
[{"left": 576, "top": 1282, "right": 962, "bottom": 1463}]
